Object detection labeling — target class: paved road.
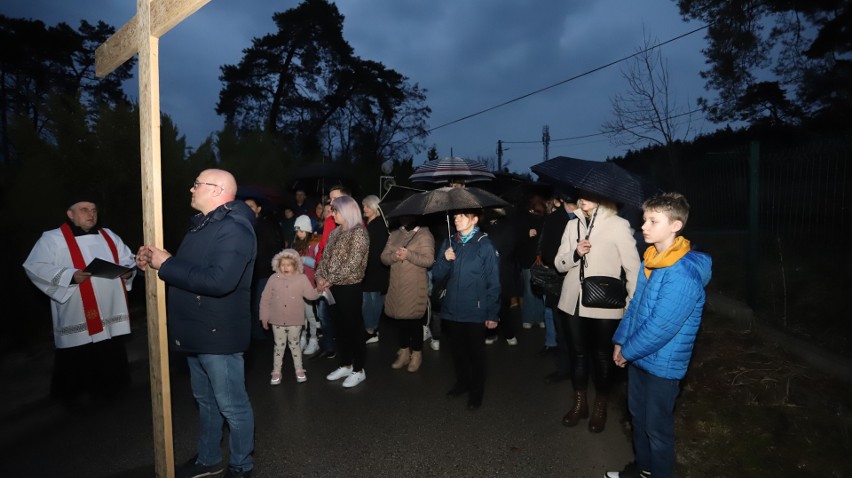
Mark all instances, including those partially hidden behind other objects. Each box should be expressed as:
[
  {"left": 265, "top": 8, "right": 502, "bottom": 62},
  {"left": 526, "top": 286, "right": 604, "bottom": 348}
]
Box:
[{"left": 1, "top": 315, "right": 633, "bottom": 477}]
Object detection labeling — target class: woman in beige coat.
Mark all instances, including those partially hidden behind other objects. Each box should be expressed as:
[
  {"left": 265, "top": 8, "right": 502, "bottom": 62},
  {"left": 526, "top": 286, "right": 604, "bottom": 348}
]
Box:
[
  {"left": 381, "top": 216, "right": 435, "bottom": 372},
  {"left": 554, "top": 193, "right": 641, "bottom": 432}
]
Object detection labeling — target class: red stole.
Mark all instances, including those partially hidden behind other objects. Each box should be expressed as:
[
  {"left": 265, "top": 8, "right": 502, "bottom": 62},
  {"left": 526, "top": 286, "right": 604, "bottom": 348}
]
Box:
[{"left": 60, "top": 224, "right": 127, "bottom": 336}]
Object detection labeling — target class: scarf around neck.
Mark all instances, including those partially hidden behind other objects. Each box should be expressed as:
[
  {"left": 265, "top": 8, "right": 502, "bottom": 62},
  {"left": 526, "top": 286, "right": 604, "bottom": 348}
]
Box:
[
  {"left": 457, "top": 226, "right": 479, "bottom": 244},
  {"left": 643, "top": 236, "right": 690, "bottom": 278}
]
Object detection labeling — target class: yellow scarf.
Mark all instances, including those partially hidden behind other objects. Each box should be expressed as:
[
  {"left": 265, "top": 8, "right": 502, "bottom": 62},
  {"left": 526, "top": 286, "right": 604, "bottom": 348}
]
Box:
[{"left": 643, "top": 236, "right": 691, "bottom": 278}]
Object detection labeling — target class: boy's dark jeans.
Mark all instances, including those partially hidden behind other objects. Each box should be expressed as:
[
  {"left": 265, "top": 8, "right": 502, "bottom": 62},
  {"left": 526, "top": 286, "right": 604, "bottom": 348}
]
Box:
[{"left": 628, "top": 365, "right": 680, "bottom": 478}]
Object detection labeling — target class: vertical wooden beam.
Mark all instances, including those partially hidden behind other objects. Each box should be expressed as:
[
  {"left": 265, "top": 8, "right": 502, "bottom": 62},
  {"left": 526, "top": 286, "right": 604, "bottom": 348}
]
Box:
[{"left": 137, "top": 0, "right": 174, "bottom": 476}]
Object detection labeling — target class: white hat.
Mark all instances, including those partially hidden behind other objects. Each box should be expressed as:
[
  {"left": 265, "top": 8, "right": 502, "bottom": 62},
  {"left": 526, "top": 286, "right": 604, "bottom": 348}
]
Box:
[{"left": 294, "top": 215, "right": 312, "bottom": 233}]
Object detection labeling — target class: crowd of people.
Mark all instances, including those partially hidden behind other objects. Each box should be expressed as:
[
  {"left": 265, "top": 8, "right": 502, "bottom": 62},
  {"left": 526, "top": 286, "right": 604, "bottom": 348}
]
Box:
[{"left": 24, "top": 169, "right": 711, "bottom": 478}]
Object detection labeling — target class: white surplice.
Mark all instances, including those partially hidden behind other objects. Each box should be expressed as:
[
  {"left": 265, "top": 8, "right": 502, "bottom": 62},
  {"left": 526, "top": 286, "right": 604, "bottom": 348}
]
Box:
[{"left": 23, "top": 227, "right": 137, "bottom": 348}]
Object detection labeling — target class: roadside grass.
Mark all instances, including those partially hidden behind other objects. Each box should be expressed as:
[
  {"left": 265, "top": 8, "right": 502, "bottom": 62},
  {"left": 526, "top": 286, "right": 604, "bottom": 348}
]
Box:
[{"left": 676, "top": 313, "right": 852, "bottom": 477}]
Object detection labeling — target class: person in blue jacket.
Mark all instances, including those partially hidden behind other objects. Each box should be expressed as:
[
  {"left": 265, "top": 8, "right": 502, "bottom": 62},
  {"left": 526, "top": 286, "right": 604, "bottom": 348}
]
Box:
[
  {"left": 606, "top": 192, "right": 712, "bottom": 478},
  {"left": 432, "top": 210, "right": 500, "bottom": 410},
  {"left": 137, "top": 169, "right": 257, "bottom": 478}
]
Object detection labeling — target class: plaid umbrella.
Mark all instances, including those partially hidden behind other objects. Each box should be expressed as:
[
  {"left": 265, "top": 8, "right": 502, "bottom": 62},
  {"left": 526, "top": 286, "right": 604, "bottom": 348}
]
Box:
[
  {"left": 409, "top": 156, "right": 495, "bottom": 184},
  {"left": 531, "top": 156, "right": 645, "bottom": 208}
]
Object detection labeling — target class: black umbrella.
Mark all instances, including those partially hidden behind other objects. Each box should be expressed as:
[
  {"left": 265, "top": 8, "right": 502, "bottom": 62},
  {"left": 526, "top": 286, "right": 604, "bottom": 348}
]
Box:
[
  {"left": 531, "top": 156, "right": 645, "bottom": 208},
  {"left": 385, "top": 186, "right": 510, "bottom": 238}
]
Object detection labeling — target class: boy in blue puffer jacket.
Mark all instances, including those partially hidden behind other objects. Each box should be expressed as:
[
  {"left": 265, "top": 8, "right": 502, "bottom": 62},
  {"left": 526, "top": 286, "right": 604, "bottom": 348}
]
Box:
[{"left": 606, "top": 193, "right": 712, "bottom": 478}]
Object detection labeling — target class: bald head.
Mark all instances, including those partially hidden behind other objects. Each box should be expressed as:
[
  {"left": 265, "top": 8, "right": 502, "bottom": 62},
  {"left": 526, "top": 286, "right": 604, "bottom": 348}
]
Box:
[{"left": 191, "top": 169, "right": 238, "bottom": 214}]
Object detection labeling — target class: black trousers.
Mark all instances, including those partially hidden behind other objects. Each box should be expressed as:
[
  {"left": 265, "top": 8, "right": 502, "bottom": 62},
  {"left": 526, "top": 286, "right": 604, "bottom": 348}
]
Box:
[
  {"left": 396, "top": 316, "right": 425, "bottom": 351},
  {"left": 52, "top": 337, "right": 130, "bottom": 401},
  {"left": 566, "top": 311, "right": 620, "bottom": 394},
  {"left": 329, "top": 283, "right": 366, "bottom": 372},
  {"left": 443, "top": 319, "right": 487, "bottom": 400}
]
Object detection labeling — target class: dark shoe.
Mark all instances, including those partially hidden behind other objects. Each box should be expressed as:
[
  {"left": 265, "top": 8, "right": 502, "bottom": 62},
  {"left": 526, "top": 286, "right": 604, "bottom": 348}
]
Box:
[
  {"left": 446, "top": 384, "right": 468, "bottom": 398},
  {"left": 175, "top": 456, "right": 224, "bottom": 478},
  {"left": 467, "top": 396, "right": 482, "bottom": 410},
  {"left": 544, "top": 371, "right": 570, "bottom": 384},
  {"left": 561, "top": 390, "right": 589, "bottom": 427},
  {"left": 537, "top": 346, "right": 556, "bottom": 357},
  {"left": 222, "top": 467, "right": 252, "bottom": 478},
  {"left": 588, "top": 394, "right": 608, "bottom": 433}
]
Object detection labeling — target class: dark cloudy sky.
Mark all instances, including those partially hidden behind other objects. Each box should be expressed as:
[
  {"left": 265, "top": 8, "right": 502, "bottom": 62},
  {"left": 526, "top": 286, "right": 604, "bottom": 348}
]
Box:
[{"left": 2, "top": 0, "right": 713, "bottom": 174}]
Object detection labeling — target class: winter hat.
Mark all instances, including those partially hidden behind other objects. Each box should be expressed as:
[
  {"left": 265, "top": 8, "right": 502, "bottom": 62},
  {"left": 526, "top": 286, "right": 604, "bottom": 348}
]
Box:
[
  {"left": 271, "top": 248, "right": 304, "bottom": 274},
  {"left": 294, "top": 214, "right": 312, "bottom": 233}
]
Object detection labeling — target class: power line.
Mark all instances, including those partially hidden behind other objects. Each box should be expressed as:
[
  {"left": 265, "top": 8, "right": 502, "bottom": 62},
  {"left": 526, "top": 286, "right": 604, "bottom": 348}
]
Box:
[
  {"left": 426, "top": 23, "right": 710, "bottom": 134},
  {"left": 502, "top": 107, "right": 705, "bottom": 145}
]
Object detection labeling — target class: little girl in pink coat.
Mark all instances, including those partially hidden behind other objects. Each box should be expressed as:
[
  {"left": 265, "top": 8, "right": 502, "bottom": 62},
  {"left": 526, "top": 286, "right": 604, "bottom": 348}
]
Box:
[{"left": 260, "top": 248, "right": 320, "bottom": 384}]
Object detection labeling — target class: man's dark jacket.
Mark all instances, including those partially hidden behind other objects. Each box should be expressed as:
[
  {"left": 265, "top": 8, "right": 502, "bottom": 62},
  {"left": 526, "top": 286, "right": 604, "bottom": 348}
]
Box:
[{"left": 158, "top": 200, "right": 257, "bottom": 354}]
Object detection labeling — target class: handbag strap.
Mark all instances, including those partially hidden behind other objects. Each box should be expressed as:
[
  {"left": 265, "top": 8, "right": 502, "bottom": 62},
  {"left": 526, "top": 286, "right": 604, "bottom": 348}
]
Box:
[
  {"left": 578, "top": 218, "right": 587, "bottom": 283},
  {"left": 401, "top": 226, "right": 420, "bottom": 248}
]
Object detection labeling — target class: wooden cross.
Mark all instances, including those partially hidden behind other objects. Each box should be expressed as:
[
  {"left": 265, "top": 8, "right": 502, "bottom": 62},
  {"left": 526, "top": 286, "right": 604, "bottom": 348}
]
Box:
[{"left": 96, "top": 1, "right": 212, "bottom": 476}]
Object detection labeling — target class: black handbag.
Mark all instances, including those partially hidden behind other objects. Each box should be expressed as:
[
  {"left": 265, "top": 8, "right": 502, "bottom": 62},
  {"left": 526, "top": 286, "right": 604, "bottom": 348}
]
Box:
[
  {"left": 528, "top": 222, "right": 566, "bottom": 298},
  {"left": 530, "top": 258, "right": 564, "bottom": 298},
  {"left": 577, "top": 211, "right": 627, "bottom": 309}
]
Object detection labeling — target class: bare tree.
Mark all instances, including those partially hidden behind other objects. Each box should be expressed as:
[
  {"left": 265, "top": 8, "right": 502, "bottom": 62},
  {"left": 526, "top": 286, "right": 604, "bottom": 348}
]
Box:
[{"left": 601, "top": 32, "right": 696, "bottom": 149}]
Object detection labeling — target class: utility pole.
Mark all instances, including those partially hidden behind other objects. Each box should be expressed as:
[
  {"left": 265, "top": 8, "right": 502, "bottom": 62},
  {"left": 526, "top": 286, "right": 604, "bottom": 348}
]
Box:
[
  {"left": 542, "top": 125, "right": 550, "bottom": 161},
  {"left": 497, "top": 140, "right": 503, "bottom": 172}
]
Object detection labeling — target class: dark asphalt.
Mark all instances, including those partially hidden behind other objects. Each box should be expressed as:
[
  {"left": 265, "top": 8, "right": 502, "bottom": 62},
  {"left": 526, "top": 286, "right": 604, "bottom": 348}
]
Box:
[{"left": 1, "top": 313, "right": 633, "bottom": 477}]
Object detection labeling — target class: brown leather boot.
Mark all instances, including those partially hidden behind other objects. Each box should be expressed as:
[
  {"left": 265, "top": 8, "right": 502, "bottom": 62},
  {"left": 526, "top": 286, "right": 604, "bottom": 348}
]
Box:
[
  {"left": 407, "top": 350, "right": 423, "bottom": 372},
  {"left": 391, "top": 348, "right": 411, "bottom": 369},
  {"left": 561, "top": 390, "right": 588, "bottom": 427},
  {"left": 588, "top": 394, "right": 608, "bottom": 433}
]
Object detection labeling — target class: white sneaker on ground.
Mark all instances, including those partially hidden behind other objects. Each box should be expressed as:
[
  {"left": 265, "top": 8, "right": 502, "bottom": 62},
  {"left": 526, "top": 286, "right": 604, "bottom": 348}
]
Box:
[
  {"left": 522, "top": 322, "right": 533, "bottom": 329},
  {"left": 484, "top": 336, "right": 497, "bottom": 345},
  {"left": 429, "top": 339, "right": 440, "bottom": 351},
  {"left": 506, "top": 337, "right": 518, "bottom": 346},
  {"left": 326, "top": 366, "right": 352, "bottom": 381},
  {"left": 295, "top": 370, "right": 307, "bottom": 383},
  {"left": 342, "top": 370, "right": 366, "bottom": 388},
  {"left": 303, "top": 338, "right": 319, "bottom": 355},
  {"left": 365, "top": 331, "right": 379, "bottom": 344},
  {"left": 270, "top": 371, "right": 282, "bottom": 386},
  {"left": 538, "top": 322, "right": 545, "bottom": 329}
]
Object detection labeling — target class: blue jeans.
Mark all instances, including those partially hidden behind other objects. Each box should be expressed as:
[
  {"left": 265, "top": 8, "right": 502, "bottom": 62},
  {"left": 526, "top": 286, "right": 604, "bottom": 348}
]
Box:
[
  {"left": 521, "top": 268, "right": 545, "bottom": 325},
  {"left": 628, "top": 365, "right": 680, "bottom": 478},
  {"left": 362, "top": 291, "right": 385, "bottom": 332},
  {"left": 187, "top": 353, "right": 254, "bottom": 471},
  {"left": 543, "top": 306, "right": 557, "bottom": 347},
  {"left": 317, "top": 297, "right": 335, "bottom": 352}
]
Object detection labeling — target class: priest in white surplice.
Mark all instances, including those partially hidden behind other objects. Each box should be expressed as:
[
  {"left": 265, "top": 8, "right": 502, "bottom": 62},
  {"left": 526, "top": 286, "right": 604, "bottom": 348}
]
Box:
[{"left": 23, "top": 194, "right": 137, "bottom": 406}]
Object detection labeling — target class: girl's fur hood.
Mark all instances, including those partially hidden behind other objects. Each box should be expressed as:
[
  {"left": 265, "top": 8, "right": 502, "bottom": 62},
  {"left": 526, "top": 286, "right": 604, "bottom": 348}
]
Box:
[{"left": 271, "top": 248, "right": 304, "bottom": 273}]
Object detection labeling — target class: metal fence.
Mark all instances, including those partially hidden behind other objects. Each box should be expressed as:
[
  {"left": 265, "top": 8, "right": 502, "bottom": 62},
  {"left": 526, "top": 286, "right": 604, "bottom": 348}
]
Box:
[{"left": 673, "top": 138, "right": 852, "bottom": 353}]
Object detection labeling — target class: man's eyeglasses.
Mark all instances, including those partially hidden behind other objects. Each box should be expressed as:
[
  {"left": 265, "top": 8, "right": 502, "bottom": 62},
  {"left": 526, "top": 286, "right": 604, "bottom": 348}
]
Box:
[{"left": 192, "top": 181, "right": 220, "bottom": 189}]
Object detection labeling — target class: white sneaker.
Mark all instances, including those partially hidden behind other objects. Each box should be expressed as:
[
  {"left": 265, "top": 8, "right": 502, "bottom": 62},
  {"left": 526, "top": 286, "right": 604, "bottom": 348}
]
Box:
[
  {"left": 365, "top": 331, "right": 379, "bottom": 344},
  {"left": 303, "top": 338, "right": 319, "bottom": 355},
  {"left": 326, "top": 366, "right": 352, "bottom": 381},
  {"left": 296, "top": 370, "right": 307, "bottom": 383},
  {"left": 506, "top": 337, "right": 518, "bottom": 346},
  {"left": 342, "top": 370, "right": 366, "bottom": 388},
  {"left": 430, "top": 339, "right": 440, "bottom": 351},
  {"left": 538, "top": 322, "right": 545, "bottom": 329},
  {"left": 484, "top": 336, "right": 497, "bottom": 345},
  {"left": 522, "top": 322, "right": 533, "bottom": 329},
  {"left": 270, "top": 371, "right": 282, "bottom": 386}
]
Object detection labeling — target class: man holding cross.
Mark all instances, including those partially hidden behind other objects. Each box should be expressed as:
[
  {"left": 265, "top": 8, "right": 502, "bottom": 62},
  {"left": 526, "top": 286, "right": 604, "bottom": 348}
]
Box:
[{"left": 137, "top": 169, "right": 257, "bottom": 478}]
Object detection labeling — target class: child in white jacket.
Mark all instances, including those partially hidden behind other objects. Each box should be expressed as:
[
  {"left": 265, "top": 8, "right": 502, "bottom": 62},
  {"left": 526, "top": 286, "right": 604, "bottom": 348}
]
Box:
[{"left": 260, "top": 248, "right": 320, "bottom": 385}]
